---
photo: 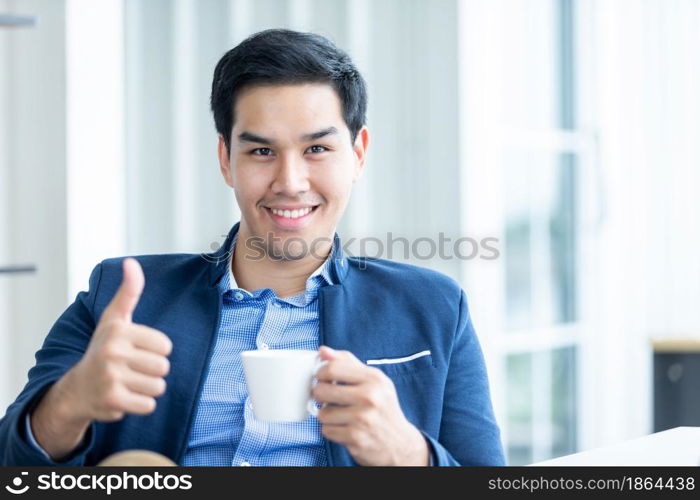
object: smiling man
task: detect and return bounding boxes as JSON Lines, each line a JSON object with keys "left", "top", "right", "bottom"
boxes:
{"left": 0, "top": 29, "right": 505, "bottom": 466}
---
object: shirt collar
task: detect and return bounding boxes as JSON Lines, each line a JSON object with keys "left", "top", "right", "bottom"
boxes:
{"left": 218, "top": 233, "right": 335, "bottom": 294}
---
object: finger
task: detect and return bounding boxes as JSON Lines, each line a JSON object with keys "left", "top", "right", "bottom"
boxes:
{"left": 315, "top": 358, "right": 370, "bottom": 385}
{"left": 103, "top": 258, "right": 145, "bottom": 323}
{"left": 312, "top": 381, "right": 361, "bottom": 406}
{"left": 118, "top": 390, "right": 157, "bottom": 416}
{"left": 123, "top": 370, "right": 167, "bottom": 398}
{"left": 126, "top": 348, "right": 170, "bottom": 377}
{"left": 316, "top": 404, "right": 358, "bottom": 425}
{"left": 320, "top": 423, "right": 352, "bottom": 445}
{"left": 319, "top": 346, "right": 360, "bottom": 363}
{"left": 125, "top": 324, "right": 173, "bottom": 356}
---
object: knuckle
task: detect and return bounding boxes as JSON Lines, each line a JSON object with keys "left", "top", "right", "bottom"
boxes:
{"left": 102, "top": 410, "right": 124, "bottom": 422}
{"left": 360, "top": 388, "right": 380, "bottom": 407}
{"left": 324, "top": 363, "right": 341, "bottom": 381}
{"left": 101, "top": 342, "right": 125, "bottom": 362}
{"left": 102, "top": 320, "right": 126, "bottom": 339}
{"left": 355, "top": 410, "right": 374, "bottom": 428}
{"left": 312, "top": 382, "right": 330, "bottom": 400}
{"left": 102, "top": 365, "right": 121, "bottom": 385}
{"left": 347, "top": 427, "right": 364, "bottom": 444}
{"left": 103, "top": 389, "right": 123, "bottom": 411}
{"left": 368, "top": 366, "right": 386, "bottom": 382}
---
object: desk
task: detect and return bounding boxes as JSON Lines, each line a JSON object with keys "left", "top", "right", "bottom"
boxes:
{"left": 532, "top": 427, "right": 700, "bottom": 466}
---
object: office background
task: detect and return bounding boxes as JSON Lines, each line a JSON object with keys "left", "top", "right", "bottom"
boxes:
{"left": 1, "top": 0, "right": 699, "bottom": 465}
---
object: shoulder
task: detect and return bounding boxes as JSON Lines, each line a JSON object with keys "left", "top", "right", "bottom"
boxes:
{"left": 91, "top": 253, "right": 212, "bottom": 310}
{"left": 343, "top": 257, "right": 464, "bottom": 305}
{"left": 99, "top": 252, "right": 209, "bottom": 282}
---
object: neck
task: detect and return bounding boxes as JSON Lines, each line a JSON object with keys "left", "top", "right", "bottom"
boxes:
{"left": 231, "top": 229, "right": 333, "bottom": 298}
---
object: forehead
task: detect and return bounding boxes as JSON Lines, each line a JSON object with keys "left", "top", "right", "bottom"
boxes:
{"left": 233, "top": 83, "right": 347, "bottom": 136}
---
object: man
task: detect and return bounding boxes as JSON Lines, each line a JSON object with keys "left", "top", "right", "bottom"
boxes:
{"left": 0, "top": 29, "right": 504, "bottom": 466}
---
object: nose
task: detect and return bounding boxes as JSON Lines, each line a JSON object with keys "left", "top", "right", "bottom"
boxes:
{"left": 270, "top": 152, "right": 310, "bottom": 196}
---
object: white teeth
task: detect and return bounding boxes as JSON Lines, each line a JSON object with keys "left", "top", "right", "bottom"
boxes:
{"left": 270, "top": 207, "right": 313, "bottom": 219}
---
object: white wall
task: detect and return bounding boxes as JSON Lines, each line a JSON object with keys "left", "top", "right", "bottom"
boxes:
{"left": 0, "top": 0, "right": 68, "bottom": 411}
{"left": 0, "top": 0, "right": 125, "bottom": 411}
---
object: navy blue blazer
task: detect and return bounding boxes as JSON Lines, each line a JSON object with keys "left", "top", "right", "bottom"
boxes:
{"left": 0, "top": 223, "right": 505, "bottom": 466}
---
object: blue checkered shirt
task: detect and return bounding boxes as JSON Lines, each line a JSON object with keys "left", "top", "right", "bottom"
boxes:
{"left": 181, "top": 235, "right": 332, "bottom": 466}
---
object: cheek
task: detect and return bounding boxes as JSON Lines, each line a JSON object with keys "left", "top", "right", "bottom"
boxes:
{"left": 232, "top": 166, "right": 270, "bottom": 201}
{"left": 313, "top": 161, "right": 356, "bottom": 201}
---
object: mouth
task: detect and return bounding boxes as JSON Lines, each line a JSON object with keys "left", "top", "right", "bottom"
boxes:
{"left": 263, "top": 204, "right": 320, "bottom": 229}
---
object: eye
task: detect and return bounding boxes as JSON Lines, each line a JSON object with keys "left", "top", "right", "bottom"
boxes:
{"left": 306, "top": 145, "right": 329, "bottom": 154}
{"left": 251, "top": 147, "right": 274, "bottom": 156}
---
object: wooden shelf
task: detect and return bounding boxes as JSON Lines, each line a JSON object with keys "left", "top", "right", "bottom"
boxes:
{"left": 652, "top": 338, "right": 700, "bottom": 353}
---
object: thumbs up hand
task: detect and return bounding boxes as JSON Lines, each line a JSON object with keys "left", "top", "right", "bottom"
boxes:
{"left": 66, "top": 258, "right": 173, "bottom": 422}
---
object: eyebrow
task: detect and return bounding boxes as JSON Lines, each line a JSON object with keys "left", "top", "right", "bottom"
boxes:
{"left": 301, "top": 126, "right": 338, "bottom": 142}
{"left": 237, "top": 126, "right": 339, "bottom": 146}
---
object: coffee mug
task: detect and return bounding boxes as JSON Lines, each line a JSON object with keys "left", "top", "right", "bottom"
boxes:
{"left": 241, "top": 349, "right": 323, "bottom": 422}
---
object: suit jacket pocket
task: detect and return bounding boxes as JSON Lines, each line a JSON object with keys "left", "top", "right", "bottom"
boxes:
{"left": 365, "top": 350, "right": 433, "bottom": 377}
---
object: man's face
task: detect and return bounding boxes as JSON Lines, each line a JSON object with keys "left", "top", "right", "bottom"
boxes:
{"left": 218, "top": 83, "right": 368, "bottom": 260}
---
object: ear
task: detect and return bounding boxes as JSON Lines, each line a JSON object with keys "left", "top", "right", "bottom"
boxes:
{"left": 352, "top": 126, "right": 369, "bottom": 182}
{"left": 218, "top": 135, "right": 234, "bottom": 188}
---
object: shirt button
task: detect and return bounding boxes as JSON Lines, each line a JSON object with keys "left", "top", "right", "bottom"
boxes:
{"left": 240, "top": 461, "right": 251, "bottom": 467}
{"left": 272, "top": 301, "right": 282, "bottom": 308}
{"left": 234, "top": 291, "right": 244, "bottom": 301}
{"left": 260, "top": 343, "right": 269, "bottom": 350}
{"left": 247, "top": 401, "right": 254, "bottom": 410}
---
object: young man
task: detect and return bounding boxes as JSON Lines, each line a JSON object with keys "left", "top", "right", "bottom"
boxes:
{"left": 0, "top": 29, "right": 505, "bottom": 466}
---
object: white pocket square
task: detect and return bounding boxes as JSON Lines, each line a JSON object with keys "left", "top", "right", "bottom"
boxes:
{"left": 366, "top": 350, "right": 431, "bottom": 366}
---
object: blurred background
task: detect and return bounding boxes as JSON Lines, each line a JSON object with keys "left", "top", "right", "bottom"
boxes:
{"left": 2, "top": 0, "right": 700, "bottom": 465}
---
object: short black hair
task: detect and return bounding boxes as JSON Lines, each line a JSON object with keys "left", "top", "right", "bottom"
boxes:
{"left": 211, "top": 29, "right": 368, "bottom": 152}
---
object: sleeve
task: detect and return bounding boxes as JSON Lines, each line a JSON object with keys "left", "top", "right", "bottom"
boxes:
{"left": 0, "top": 263, "right": 103, "bottom": 466}
{"left": 427, "top": 289, "right": 506, "bottom": 466}
{"left": 24, "top": 413, "right": 51, "bottom": 460}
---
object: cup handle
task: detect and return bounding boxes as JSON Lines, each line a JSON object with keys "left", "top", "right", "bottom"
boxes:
{"left": 313, "top": 358, "right": 328, "bottom": 377}
{"left": 307, "top": 399, "right": 319, "bottom": 417}
{"left": 308, "top": 357, "right": 327, "bottom": 417}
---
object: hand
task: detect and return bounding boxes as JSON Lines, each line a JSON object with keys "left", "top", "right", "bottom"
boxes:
{"left": 66, "top": 257, "right": 173, "bottom": 421}
{"left": 32, "top": 258, "right": 172, "bottom": 460}
{"left": 312, "top": 346, "right": 430, "bottom": 466}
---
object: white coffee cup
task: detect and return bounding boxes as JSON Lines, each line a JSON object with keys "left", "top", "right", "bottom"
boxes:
{"left": 241, "top": 349, "right": 322, "bottom": 422}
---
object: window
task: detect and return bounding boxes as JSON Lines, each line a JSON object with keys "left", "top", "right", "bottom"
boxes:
{"left": 459, "top": 0, "right": 595, "bottom": 464}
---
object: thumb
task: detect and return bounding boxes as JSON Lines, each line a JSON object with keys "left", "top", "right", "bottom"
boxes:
{"left": 318, "top": 345, "right": 339, "bottom": 361}
{"left": 104, "top": 258, "right": 145, "bottom": 322}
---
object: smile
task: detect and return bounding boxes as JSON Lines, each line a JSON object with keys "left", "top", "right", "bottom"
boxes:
{"left": 269, "top": 206, "right": 314, "bottom": 219}
{"left": 264, "top": 205, "right": 319, "bottom": 228}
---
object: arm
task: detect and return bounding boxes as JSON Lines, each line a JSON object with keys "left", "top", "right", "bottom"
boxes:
{"left": 0, "top": 259, "right": 172, "bottom": 466}
{"left": 0, "top": 264, "right": 103, "bottom": 466}
{"left": 429, "top": 290, "right": 506, "bottom": 466}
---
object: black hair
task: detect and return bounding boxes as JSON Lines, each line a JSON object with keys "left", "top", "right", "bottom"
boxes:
{"left": 211, "top": 29, "right": 368, "bottom": 152}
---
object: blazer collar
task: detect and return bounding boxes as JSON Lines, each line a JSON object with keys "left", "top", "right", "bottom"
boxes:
{"left": 206, "top": 222, "right": 349, "bottom": 287}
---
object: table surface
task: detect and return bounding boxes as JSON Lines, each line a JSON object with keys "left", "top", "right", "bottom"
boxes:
{"left": 532, "top": 427, "right": 700, "bottom": 466}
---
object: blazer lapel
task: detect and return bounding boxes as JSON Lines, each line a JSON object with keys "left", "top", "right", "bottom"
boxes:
{"left": 164, "top": 224, "right": 238, "bottom": 462}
